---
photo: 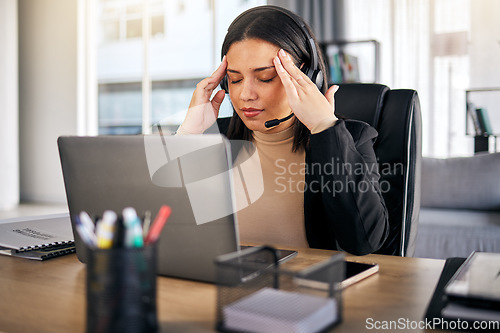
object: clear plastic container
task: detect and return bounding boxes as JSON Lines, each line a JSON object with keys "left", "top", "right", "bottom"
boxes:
{"left": 215, "top": 246, "right": 344, "bottom": 333}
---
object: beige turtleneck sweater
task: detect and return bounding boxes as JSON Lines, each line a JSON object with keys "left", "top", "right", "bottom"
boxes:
{"left": 233, "top": 125, "right": 308, "bottom": 248}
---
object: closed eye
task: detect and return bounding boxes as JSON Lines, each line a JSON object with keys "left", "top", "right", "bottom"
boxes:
{"left": 260, "top": 75, "right": 277, "bottom": 83}
{"left": 229, "top": 74, "right": 276, "bottom": 84}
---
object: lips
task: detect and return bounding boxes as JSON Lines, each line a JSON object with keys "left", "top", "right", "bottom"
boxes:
{"left": 241, "top": 107, "right": 263, "bottom": 118}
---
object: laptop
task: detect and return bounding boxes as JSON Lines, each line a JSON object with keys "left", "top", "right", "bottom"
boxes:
{"left": 58, "top": 134, "right": 296, "bottom": 283}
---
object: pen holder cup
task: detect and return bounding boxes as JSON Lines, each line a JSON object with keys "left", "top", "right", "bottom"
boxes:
{"left": 86, "top": 244, "right": 158, "bottom": 333}
{"left": 215, "top": 246, "right": 344, "bottom": 333}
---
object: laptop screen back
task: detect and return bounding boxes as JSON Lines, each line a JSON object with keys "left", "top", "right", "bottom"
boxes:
{"left": 58, "top": 134, "right": 240, "bottom": 283}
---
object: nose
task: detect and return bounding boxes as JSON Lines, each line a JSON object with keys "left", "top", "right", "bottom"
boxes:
{"left": 239, "top": 80, "right": 258, "bottom": 101}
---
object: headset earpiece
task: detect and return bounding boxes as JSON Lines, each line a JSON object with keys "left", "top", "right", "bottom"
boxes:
{"left": 311, "top": 69, "right": 324, "bottom": 91}
{"left": 301, "top": 65, "right": 325, "bottom": 92}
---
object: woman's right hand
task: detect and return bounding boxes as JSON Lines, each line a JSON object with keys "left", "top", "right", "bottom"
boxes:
{"left": 180, "top": 56, "right": 228, "bottom": 134}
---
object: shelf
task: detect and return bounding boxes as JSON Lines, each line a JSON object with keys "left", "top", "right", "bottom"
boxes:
{"left": 465, "top": 88, "right": 500, "bottom": 153}
{"left": 320, "top": 40, "right": 380, "bottom": 84}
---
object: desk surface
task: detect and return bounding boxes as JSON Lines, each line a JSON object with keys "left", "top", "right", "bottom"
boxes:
{"left": 0, "top": 247, "right": 445, "bottom": 333}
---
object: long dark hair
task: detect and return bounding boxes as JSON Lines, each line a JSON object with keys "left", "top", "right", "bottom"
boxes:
{"left": 221, "top": 5, "right": 328, "bottom": 152}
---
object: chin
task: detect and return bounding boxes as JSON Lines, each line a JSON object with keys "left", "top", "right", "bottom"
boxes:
{"left": 240, "top": 118, "right": 264, "bottom": 132}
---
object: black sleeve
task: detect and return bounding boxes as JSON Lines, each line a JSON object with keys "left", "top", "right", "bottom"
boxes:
{"left": 304, "top": 119, "right": 389, "bottom": 255}
{"left": 214, "top": 117, "right": 231, "bottom": 136}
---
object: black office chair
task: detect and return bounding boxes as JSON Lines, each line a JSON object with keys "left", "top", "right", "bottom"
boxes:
{"left": 335, "top": 83, "right": 422, "bottom": 257}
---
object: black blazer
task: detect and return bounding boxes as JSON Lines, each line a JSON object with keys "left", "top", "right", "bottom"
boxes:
{"left": 215, "top": 117, "right": 389, "bottom": 255}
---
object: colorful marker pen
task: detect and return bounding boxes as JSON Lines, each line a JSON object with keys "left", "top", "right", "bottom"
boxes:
{"left": 145, "top": 205, "right": 172, "bottom": 245}
{"left": 75, "top": 215, "right": 97, "bottom": 248}
{"left": 123, "top": 207, "right": 144, "bottom": 248}
{"left": 79, "top": 211, "right": 95, "bottom": 234}
{"left": 96, "top": 210, "right": 117, "bottom": 249}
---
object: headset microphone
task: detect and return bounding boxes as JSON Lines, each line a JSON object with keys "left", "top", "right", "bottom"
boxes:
{"left": 264, "top": 113, "right": 295, "bottom": 128}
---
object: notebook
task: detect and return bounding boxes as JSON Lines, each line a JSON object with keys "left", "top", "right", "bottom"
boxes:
{"left": 58, "top": 134, "right": 296, "bottom": 283}
{"left": 0, "top": 213, "right": 75, "bottom": 260}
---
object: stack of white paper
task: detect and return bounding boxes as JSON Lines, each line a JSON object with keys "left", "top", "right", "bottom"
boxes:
{"left": 223, "top": 287, "right": 337, "bottom": 333}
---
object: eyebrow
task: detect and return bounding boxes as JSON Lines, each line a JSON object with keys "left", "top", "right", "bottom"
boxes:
{"left": 227, "top": 66, "right": 275, "bottom": 74}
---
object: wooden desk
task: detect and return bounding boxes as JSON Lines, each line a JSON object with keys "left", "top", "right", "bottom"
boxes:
{"left": 0, "top": 248, "right": 445, "bottom": 333}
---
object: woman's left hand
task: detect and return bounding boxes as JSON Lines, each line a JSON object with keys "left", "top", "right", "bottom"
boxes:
{"left": 273, "top": 49, "right": 339, "bottom": 130}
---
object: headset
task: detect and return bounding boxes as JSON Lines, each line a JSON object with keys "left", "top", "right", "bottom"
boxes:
{"left": 220, "top": 5, "right": 325, "bottom": 101}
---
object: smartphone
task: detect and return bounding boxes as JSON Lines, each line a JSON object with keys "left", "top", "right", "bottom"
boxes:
{"left": 342, "top": 261, "right": 379, "bottom": 288}
{"left": 295, "top": 260, "right": 379, "bottom": 290}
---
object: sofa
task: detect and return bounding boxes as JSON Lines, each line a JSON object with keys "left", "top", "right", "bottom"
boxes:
{"left": 414, "top": 152, "right": 500, "bottom": 259}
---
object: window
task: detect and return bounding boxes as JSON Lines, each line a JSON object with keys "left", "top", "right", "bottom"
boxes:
{"left": 84, "top": 0, "right": 266, "bottom": 136}
{"left": 98, "top": 0, "right": 165, "bottom": 43}
{"left": 344, "top": 0, "right": 472, "bottom": 157}
{"left": 98, "top": 83, "right": 142, "bottom": 135}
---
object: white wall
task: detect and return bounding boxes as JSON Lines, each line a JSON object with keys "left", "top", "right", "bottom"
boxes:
{"left": 0, "top": 0, "right": 19, "bottom": 210}
{"left": 19, "top": 0, "right": 78, "bottom": 203}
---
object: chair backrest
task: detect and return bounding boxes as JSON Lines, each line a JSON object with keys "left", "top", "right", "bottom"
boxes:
{"left": 335, "top": 83, "right": 422, "bottom": 256}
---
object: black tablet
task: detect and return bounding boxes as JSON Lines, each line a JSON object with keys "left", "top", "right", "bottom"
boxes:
{"left": 444, "top": 251, "right": 500, "bottom": 309}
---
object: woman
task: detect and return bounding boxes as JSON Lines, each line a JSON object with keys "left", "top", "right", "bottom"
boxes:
{"left": 178, "top": 5, "right": 388, "bottom": 255}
